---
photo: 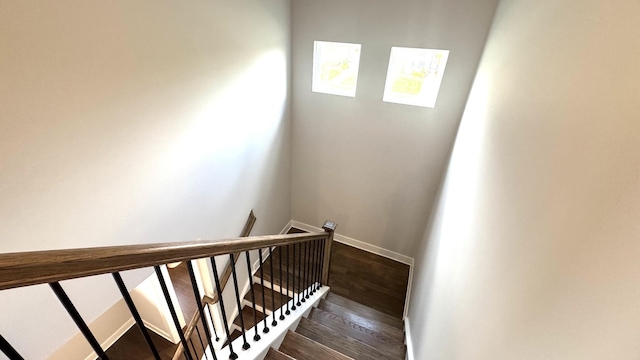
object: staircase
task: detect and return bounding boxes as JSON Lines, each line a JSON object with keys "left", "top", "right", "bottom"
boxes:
{"left": 231, "top": 246, "right": 407, "bottom": 360}
{"left": 0, "top": 216, "right": 410, "bottom": 360}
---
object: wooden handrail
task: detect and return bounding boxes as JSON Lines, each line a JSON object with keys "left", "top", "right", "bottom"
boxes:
{"left": 0, "top": 232, "right": 330, "bottom": 291}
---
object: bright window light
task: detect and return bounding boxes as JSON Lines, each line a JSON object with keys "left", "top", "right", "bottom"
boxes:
{"left": 312, "top": 41, "right": 362, "bottom": 97}
{"left": 383, "top": 47, "right": 450, "bottom": 108}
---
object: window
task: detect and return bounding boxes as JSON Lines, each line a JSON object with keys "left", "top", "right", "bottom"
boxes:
{"left": 312, "top": 41, "right": 362, "bottom": 97}
{"left": 383, "top": 47, "right": 450, "bottom": 108}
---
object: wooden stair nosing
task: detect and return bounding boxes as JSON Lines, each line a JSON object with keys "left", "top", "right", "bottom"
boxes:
{"left": 279, "top": 330, "right": 353, "bottom": 360}
{"left": 318, "top": 299, "right": 404, "bottom": 341}
{"left": 325, "top": 293, "right": 404, "bottom": 330}
{"left": 296, "top": 316, "right": 396, "bottom": 360}
{"left": 265, "top": 347, "right": 296, "bottom": 360}
{"left": 308, "top": 307, "right": 405, "bottom": 359}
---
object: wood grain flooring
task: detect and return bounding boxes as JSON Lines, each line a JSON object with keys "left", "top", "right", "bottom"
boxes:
{"left": 284, "top": 227, "right": 410, "bottom": 319}
{"left": 264, "top": 347, "right": 296, "bottom": 360}
{"left": 244, "top": 282, "right": 291, "bottom": 312}
{"left": 317, "top": 299, "right": 404, "bottom": 341}
{"left": 308, "top": 307, "right": 405, "bottom": 359}
{"left": 327, "top": 242, "right": 409, "bottom": 319}
{"left": 232, "top": 305, "right": 265, "bottom": 330}
{"left": 323, "top": 293, "right": 404, "bottom": 330}
{"left": 279, "top": 330, "right": 352, "bottom": 360}
{"left": 167, "top": 262, "right": 197, "bottom": 326}
{"left": 105, "top": 324, "right": 176, "bottom": 360}
{"left": 296, "top": 317, "right": 392, "bottom": 360}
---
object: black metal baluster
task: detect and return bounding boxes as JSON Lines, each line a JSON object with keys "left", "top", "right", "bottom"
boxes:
{"left": 204, "top": 304, "right": 220, "bottom": 341}
{"left": 268, "top": 247, "right": 277, "bottom": 326}
{"left": 153, "top": 267, "right": 194, "bottom": 360}
{"left": 307, "top": 240, "right": 313, "bottom": 298}
{"left": 229, "top": 254, "right": 250, "bottom": 350}
{"left": 285, "top": 244, "right": 291, "bottom": 315}
{"left": 112, "top": 272, "right": 161, "bottom": 360}
{"left": 308, "top": 241, "right": 314, "bottom": 295}
{"left": 316, "top": 240, "right": 322, "bottom": 292}
{"left": 209, "top": 257, "right": 238, "bottom": 360}
{"left": 316, "top": 239, "right": 323, "bottom": 289}
{"left": 310, "top": 240, "right": 317, "bottom": 294}
{"left": 189, "top": 339, "right": 198, "bottom": 359}
{"left": 291, "top": 243, "right": 297, "bottom": 311}
{"left": 49, "top": 282, "right": 110, "bottom": 360}
{"left": 257, "top": 249, "right": 269, "bottom": 334}
{"left": 319, "top": 238, "right": 326, "bottom": 288}
{"left": 244, "top": 251, "right": 261, "bottom": 342}
{"left": 186, "top": 261, "right": 216, "bottom": 360}
{"left": 302, "top": 241, "right": 308, "bottom": 302}
{"left": 195, "top": 326, "right": 208, "bottom": 360}
{"left": 278, "top": 247, "right": 285, "bottom": 320}
{"left": 296, "top": 242, "right": 302, "bottom": 307}
{"left": 0, "top": 334, "right": 24, "bottom": 360}
{"left": 316, "top": 240, "right": 322, "bottom": 291}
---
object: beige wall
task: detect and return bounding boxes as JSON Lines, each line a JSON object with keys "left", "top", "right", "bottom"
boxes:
{"left": 290, "top": 0, "right": 499, "bottom": 256}
{"left": 0, "top": 0, "right": 292, "bottom": 358}
{"left": 408, "top": 0, "right": 640, "bottom": 358}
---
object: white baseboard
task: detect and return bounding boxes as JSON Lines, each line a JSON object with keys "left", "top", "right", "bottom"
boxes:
{"left": 404, "top": 317, "right": 414, "bottom": 360}
{"left": 143, "top": 319, "right": 175, "bottom": 344}
{"left": 281, "top": 220, "right": 295, "bottom": 234}
{"left": 49, "top": 297, "right": 136, "bottom": 360}
{"left": 289, "top": 221, "right": 414, "bottom": 265}
{"left": 82, "top": 318, "right": 135, "bottom": 360}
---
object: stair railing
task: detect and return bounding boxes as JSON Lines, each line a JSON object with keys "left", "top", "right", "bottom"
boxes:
{"left": 0, "top": 221, "right": 336, "bottom": 360}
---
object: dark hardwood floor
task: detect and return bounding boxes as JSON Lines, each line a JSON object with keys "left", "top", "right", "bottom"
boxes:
{"left": 283, "top": 226, "right": 410, "bottom": 319}
{"left": 105, "top": 324, "right": 176, "bottom": 360}
{"left": 167, "top": 262, "right": 198, "bottom": 325}
{"left": 327, "top": 241, "right": 409, "bottom": 319}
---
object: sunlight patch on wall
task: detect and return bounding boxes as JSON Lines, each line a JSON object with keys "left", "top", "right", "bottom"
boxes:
{"left": 312, "top": 41, "right": 362, "bottom": 97}
{"left": 383, "top": 47, "right": 449, "bottom": 108}
{"left": 165, "top": 49, "right": 288, "bottom": 173}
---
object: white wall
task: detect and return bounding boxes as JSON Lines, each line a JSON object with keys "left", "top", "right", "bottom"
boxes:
{"left": 290, "top": 0, "right": 499, "bottom": 256}
{"left": 0, "top": 0, "right": 292, "bottom": 358}
{"left": 408, "top": 0, "right": 640, "bottom": 358}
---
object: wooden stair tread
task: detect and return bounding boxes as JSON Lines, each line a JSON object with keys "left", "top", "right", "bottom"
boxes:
{"left": 222, "top": 329, "right": 242, "bottom": 347}
{"left": 244, "top": 282, "right": 291, "bottom": 312}
{"left": 260, "top": 269, "right": 306, "bottom": 293}
{"left": 318, "top": 299, "right": 404, "bottom": 341}
{"left": 296, "top": 317, "right": 394, "bottom": 360}
{"left": 265, "top": 348, "right": 296, "bottom": 360}
{"left": 308, "top": 307, "right": 405, "bottom": 359}
{"left": 325, "top": 293, "right": 404, "bottom": 330}
{"left": 232, "top": 306, "right": 265, "bottom": 330}
{"left": 279, "top": 330, "right": 353, "bottom": 360}
{"left": 263, "top": 252, "right": 318, "bottom": 282}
